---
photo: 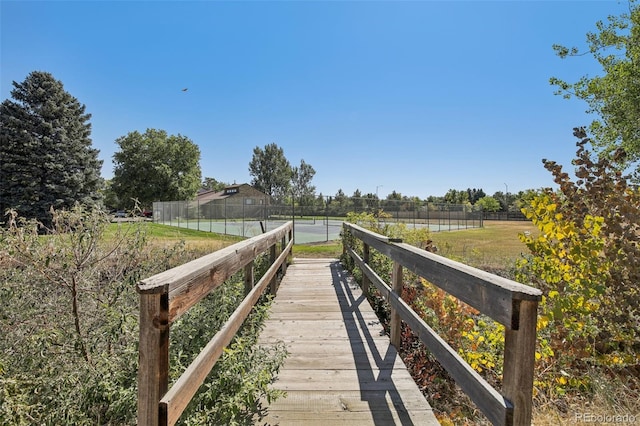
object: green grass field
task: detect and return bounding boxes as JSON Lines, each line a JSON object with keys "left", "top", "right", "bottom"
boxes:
{"left": 429, "top": 220, "right": 537, "bottom": 270}
{"left": 291, "top": 220, "right": 538, "bottom": 267}
{"left": 107, "top": 222, "right": 243, "bottom": 253}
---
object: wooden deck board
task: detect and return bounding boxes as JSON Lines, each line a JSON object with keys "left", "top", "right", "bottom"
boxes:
{"left": 257, "top": 258, "right": 439, "bottom": 425}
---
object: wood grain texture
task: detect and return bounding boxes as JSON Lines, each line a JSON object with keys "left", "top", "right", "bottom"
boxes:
{"left": 159, "top": 241, "right": 291, "bottom": 425}
{"left": 137, "top": 293, "right": 169, "bottom": 426}
{"left": 503, "top": 300, "right": 539, "bottom": 426}
{"left": 258, "top": 258, "right": 439, "bottom": 425}
{"left": 344, "top": 222, "right": 542, "bottom": 329}
{"left": 344, "top": 222, "right": 541, "bottom": 426}
{"left": 347, "top": 246, "right": 512, "bottom": 425}
{"left": 137, "top": 223, "right": 293, "bottom": 426}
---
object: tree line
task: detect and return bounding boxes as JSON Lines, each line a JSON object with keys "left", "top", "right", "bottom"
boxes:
{"left": 0, "top": 72, "right": 317, "bottom": 224}
{"left": 0, "top": 72, "right": 518, "bottom": 225}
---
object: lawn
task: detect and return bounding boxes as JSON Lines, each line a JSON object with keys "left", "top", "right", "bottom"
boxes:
{"left": 107, "top": 222, "right": 243, "bottom": 253}
{"left": 291, "top": 220, "right": 538, "bottom": 265}
{"left": 293, "top": 240, "right": 343, "bottom": 258}
{"left": 428, "top": 220, "right": 537, "bottom": 271}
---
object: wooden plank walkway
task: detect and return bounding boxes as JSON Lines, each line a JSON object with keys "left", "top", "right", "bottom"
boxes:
{"left": 257, "top": 258, "right": 440, "bottom": 425}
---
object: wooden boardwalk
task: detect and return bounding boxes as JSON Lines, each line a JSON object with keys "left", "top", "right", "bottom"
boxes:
{"left": 257, "top": 258, "right": 440, "bottom": 425}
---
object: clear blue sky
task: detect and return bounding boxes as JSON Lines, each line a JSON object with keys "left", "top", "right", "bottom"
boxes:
{"left": 1, "top": 1, "right": 627, "bottom": 200}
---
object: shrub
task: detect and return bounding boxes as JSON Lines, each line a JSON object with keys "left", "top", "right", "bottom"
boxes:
{"left": 0, "top": 206, "right": 178, "bottom": 424}
{"left": 516, "top": 129, "right": 640, "bottom": 396}
{"left": 0, "top": 206, "right": 286, "bottom": 425}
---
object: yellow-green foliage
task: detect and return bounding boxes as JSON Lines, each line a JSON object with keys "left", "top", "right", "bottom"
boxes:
{"left": 516, "top": 130, "right": 640, "bottom": 396}
{"left": 518, "top": 195, "right": 610, "bottom": 357}
{"left": 517, "top": 196, "right": 609, "bottom": 394}
{"left": 459, "top": 318, "right": 503, "bottom": 376}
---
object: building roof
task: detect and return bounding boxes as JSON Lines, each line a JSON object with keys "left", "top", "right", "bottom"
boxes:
{"left": 196, "top": 183, "right": 267, "bottom": 203}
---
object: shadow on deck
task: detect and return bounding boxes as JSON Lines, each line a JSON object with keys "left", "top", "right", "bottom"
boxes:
{"left": 257, "top": 258, "right": 439, "bottom": 426}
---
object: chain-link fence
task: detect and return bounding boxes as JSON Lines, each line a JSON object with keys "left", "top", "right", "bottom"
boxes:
{"left": 152, "top": 197, "right": 483, "bottom": 244}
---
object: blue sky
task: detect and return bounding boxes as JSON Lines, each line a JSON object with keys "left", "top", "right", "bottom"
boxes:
{"left": 1, "top": 1, "right": 627, "bottom": 200}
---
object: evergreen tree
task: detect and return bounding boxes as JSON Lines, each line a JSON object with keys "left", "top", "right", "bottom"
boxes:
{"left": 0, "top": 71, "right": 102, "bottom": 225}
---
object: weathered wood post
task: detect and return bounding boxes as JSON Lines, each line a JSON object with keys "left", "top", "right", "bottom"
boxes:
{"left": 136, "top": 222, "right": 293, "bottom": 426}
{"left": 390, "top": 260, "right": 403, "bottom": 348}
{"left": 269, "top": 244, "right": 278, "bottom": 295}
{"left": 503, "top": 299, "right": 539, "bottom": 426}
{"left": 282, "top": 231, "right": 290, "bottom": 275}
{"left": 362, "top": 243, "right": 371, "bottom": 295}
{"left": 244, "top": 261, "right": 254, "bottom": 296}
{"left": 137, "top": 291, "right": 169, "bottom": 426}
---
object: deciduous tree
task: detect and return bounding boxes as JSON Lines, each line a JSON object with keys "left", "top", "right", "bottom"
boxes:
{"left": 517, "top": 128, "right": 639, "bottom": 386}
{"left": 443, "top": 189, "right": 469, "bottom": 205}
{"left": 111, "top": 129, "right": 201, "bottom": 208}
{"left": 551, "top": 0, "right": 640, "bottom": 175}
{"left": 291, "top": 159, "right": 316, "bottom": 206}
{"left": 475, "top": 196, "right": 501, "bottom": 212}
{"left": 202, "top": 177, "right": 227, "bottom": 192}
{"left": 248, "top": 143, "right": 291, "bottom": 201}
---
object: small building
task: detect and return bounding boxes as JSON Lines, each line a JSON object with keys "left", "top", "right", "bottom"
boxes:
{"left": 197, "top": 183, "right": 269, "bottom": 205}
{"left": 196, "top": 183, "right": 270, "bottom": 220}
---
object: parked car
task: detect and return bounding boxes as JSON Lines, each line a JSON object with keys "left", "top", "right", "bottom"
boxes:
{"left": 114, "top": 210, "right": 126, "bottom": 218}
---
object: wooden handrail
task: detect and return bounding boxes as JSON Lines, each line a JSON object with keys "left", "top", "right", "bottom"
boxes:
{"left": 343, "top": 222, "right": 542, "bottom": 426}
{"left": 136, "top": 222, "right": 293, "bottom": 426}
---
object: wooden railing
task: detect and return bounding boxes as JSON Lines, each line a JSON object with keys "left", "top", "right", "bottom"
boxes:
{"left": 136, "top": 222, "right": 293, "bottom": 426}
{"left": 342, "top": 222, "right": 542, "bottom": 426}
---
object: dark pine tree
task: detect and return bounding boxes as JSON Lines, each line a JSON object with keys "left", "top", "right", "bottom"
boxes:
{"left": 0, "top": 71, "right": 103, "bottom": 226}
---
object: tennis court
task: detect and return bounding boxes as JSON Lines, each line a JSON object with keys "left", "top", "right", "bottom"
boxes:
{"left": 155, "top": 217, "right": 481, "bottom": 244}
{"left": 153, "top": 198, "right": 483, "bottom": 243}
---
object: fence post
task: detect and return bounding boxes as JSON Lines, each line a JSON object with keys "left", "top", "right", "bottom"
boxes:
{"left": 291, "top": 198, "right": 296, "bottom": 244}
{"left": 269, "top": 244, "right": 278, "bottom": 295}
{"left": 325, "top": 199, "right": 329, "bottom": 242}
{"left": 244, "top": 261, "right": 254, "bottom": 296}
{"left": 362, "top": 243, "right": 371, "bottom": 295}
{"left": 281, "top": 232, "right": 289, "bottom": 276}
{"left": 390, "top": 261, "right": 403, "bottom": 348}
{"left": 503, "top": 299, "right": 539, "bottom": 426}
{"left": 137, "top": 292, "right": 169, "bottom": 426}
